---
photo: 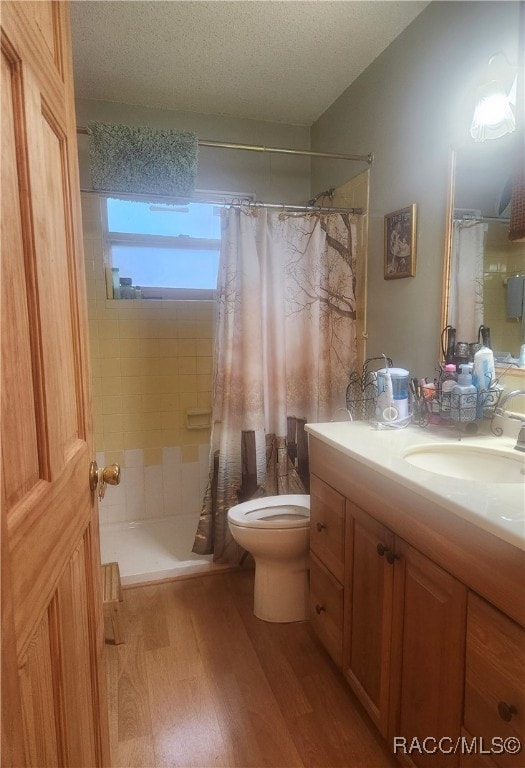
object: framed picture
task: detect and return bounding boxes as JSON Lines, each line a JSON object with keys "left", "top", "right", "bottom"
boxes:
{"left": 384, "top": 204, "right": 417, "bottom": 279}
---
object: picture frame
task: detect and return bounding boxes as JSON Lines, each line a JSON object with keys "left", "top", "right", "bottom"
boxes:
{"left": 384, "top": 204, "right": 417, "bottom": 279}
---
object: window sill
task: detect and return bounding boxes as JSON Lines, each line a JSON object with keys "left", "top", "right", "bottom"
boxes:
{"left": 109, "top": 287, "right": 216, "bottom": 301}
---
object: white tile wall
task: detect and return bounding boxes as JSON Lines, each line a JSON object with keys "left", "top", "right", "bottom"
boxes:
{"left": 98, "top": 444, "right": 210, "bottom": 524}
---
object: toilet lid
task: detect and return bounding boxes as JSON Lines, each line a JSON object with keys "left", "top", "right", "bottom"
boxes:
{"left": 227, "top": 494, "right": 310, "bottom": 529}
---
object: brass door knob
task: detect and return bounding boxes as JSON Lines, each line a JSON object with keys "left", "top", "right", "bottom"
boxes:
{"left": 89, "top": 460, "right": 99, "bottom": 492}
{"left": 89, "top": 460, "right": 121, "bottom": 501}
{"left": 100, "top": 464, "right": 121, "bottom": 486}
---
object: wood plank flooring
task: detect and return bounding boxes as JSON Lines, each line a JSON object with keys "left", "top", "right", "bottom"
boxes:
{"left": 105, "top": 569, "right": 397, "bottom": 768}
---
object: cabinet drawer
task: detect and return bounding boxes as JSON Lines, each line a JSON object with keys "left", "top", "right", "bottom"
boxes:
{"left": 310, "top": 474, "right": 345, "bottom": 582}
{"left": 464, "top": 593, "right": 525, "bottom": 768}
{"left": 309, "top": 553, "right": 344, "bottom": 667}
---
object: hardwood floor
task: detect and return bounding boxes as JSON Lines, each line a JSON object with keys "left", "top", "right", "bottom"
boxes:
{"left": 105, "top": 569, "right": 397, "bottom": 768}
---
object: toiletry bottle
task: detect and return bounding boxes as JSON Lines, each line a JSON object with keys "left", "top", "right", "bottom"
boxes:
{"left": 439, "top": 364, "right": 457, "bottom": 419}
{"left": 119, "top": 277, "right": 133, "bottom": 299}
{"left": 478, "top": 325, "right": 492, "bottom": 349}
{"left": 451, "top": 364, "right": 477, "bottom": 422}
{"left": 473, "top": 345, "right": 495, "bottom": 418}
{"left": 112, "top": 267, "right": 120, "bottom": 299}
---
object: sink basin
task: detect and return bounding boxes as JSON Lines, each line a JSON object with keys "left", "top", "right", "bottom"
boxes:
{"left": 402, "top": 443, "right": 525, "bottom": 484}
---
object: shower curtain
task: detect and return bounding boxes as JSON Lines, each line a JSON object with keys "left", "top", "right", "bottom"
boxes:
{"left": 448, "top": 220, "right": 485, "bottom": 341}
{"left": 193, "top": 207, "right": 358, "bottom": 563}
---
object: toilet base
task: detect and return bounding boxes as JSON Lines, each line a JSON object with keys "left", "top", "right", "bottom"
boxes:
{"left": 253, "top": 557, "right": 309, "bottom": 623}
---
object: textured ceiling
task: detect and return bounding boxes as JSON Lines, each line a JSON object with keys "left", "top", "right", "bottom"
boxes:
{"left": 70, "top": 1, "right": 429, "bottom": 126}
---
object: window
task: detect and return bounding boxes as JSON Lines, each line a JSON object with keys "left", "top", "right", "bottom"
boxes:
{"left": 104, "top": 197, "right": 221, "bottom": 299}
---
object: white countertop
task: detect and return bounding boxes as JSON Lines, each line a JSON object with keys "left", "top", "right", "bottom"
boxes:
{"left": 305, "top": 421, "right": 525, "bottom": 551}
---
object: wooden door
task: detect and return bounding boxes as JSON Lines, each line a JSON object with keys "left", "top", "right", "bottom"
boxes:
{"left": 389, "top": 538, "right": 467, "bottom": 768}
{"left": 344, "top": 500, "right": 395, "bottom": 738}
{"left": 1, "top": 2, "right": 110, "bottom": 766}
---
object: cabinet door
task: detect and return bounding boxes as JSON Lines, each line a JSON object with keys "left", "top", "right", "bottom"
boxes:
{"left": 464, "top": 593, "right": 525, "bottom": 768}
{"left": 344, "top": 501, "right": 395, "bottom": 738}
{"left": 310, "top": 474, "right": 345, "bottom": 582}
{"left": 390, "top": 538, "right": 467, "bottom": 768}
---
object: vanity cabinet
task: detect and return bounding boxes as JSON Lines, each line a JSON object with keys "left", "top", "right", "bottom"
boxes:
{"left": 307, "top": 430, "right": 525, "bottom": 768}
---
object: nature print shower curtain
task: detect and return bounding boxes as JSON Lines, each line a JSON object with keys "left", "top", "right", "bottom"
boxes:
{"left": 448, "top": 220, "right": 485, "bottom": 341}
{"left": 193, "top": 207, "right": 358, "bottom": 563}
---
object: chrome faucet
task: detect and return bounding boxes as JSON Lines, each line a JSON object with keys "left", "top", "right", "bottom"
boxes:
{"left": 495, "top": 390, "right": 525, "bottom": 452}
{"left": 516, "top": 424, "right": 525, "bottom": 453}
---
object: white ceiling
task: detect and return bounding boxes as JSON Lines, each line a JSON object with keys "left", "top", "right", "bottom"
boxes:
{"left": 70, "top": 1, "right": 429, "bottom": 126}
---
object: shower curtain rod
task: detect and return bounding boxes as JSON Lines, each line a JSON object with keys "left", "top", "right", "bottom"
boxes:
{"left": 76, "top": 125, "right": 373, "bottom": 164}
{"left": 78, "top": 187, "right": 363, "bottom": 214}
{"left": 454, "top": 216, "right": 511, "bottom": 224}
{"left": 229, "top": 201, "right": 363, "bottom": 214}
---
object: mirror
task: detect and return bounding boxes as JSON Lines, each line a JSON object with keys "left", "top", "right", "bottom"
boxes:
{"left": 443, "top": 132, "right": 525, "bottom": 362}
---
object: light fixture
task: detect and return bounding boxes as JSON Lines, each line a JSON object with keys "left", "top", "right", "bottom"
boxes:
{"left": 470, "top": 53, "right": 517, "bottom": 142}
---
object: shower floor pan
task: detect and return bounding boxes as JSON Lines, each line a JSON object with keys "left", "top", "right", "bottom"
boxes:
{"left": 99, "top": 514, "right": 229, "bottom": 586}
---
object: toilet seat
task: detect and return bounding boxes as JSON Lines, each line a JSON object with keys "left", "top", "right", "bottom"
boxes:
{"left": 227, "top": 494, "right": 310, "bottom": 529}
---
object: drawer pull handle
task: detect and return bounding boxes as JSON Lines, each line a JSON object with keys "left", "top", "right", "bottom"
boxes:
{"left": 377, "top": 543, "right": 399, "bottom": 564}
{"left": 498, "top": 701, "right": 517, "bottom": 722}
{"left": 386, "top": 550, "right": 400, "bottom": 565}
{"left": 315, "top": 603, "right": 326, "bottom": 615}
{"left": 316, "top": 522, "right": 327, "bottom": 533}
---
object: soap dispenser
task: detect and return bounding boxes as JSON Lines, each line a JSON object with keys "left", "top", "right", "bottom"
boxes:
{"left": 450, "top": 364, "right": 477, "bottom": 422}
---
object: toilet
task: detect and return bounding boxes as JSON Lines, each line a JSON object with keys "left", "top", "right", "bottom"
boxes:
{"left": 227, "top": 494, "right": 310, "bottom": 623}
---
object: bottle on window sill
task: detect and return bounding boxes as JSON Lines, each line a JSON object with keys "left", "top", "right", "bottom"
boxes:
{"left": 119, "top": 277, "right": 134, "bottom": 299}
{"left": 112, "top": 267, "right": 120, "bottom": 299}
